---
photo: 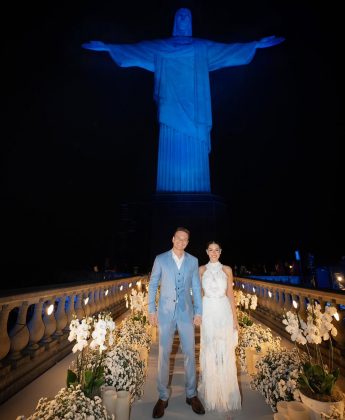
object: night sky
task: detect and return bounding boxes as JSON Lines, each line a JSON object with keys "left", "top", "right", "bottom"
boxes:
{"left": 3, "top": 1, "right": 343, "bottom": 286}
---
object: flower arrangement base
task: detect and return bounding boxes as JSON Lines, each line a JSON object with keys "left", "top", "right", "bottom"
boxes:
{"left": 101, "top": 386, "right": 117, "bottom": 418}
{"left": 273, "top": 413, "right": 289, "bottom": 420}
{"left": 245, "top": 347, "right": 256, "bottom": 375}
{"left": 276, "top": 400, "right": 289, "bottom": 416}
{"left": 115, "top": 390, "right": 130, "bottom": 420}
{"left": 300, "top": 390, "right": 344, "bottom": 419}
{"left": 286, "top": 401, "right": 310, "bottom": 420}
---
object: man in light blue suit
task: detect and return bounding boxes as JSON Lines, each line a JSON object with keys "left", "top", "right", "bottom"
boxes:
{"left": 148, "top": 227, "right": 205, "bottom": 418}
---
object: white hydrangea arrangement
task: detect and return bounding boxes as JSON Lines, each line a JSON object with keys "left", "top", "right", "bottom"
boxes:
{"left": 104, "top": 344, "right": 146, "bottom": 403}
{"left": 250, "top": 347, "right": 307, "bottom": 412}
{"left": 16, "top": 385, "right": 111, "bottom": 420}
{"left": 236, "top": 323, "right": 281, "bottom": 371}
{"left": 117, "top": 316, "right": 152, "bottom": 350}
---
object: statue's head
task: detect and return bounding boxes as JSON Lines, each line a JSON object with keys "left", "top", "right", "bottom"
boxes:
{"left": 173, "top": 8, "right": 192, "bottom": 37}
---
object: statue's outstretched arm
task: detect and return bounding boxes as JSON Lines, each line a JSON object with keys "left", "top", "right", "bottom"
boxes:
{"left": 256, "top": 35, "right": 285, "bottom": 49}
{"left": 82, "top": 41, "right": 109, "bottom": 51}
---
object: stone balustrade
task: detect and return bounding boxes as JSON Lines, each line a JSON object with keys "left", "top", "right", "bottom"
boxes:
{"left": 0, "top": 275, "right": 148, "bottom": 404}
{"left": 234, "top": 276, "right": 345, "bottom": 375}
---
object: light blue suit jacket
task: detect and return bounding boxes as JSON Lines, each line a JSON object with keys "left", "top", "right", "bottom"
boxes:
{"left": 148, "top": 250, "right": 202, "bottom": 323}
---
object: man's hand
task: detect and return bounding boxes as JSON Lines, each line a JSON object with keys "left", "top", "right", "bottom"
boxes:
{"left": 193, "top": 314, "right": 202, "bottom": 326}
{"left": 149, "top": 312, "right": 158, "bottom": 327}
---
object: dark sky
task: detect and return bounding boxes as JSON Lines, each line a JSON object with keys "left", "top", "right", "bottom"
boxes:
{"left": 3, "top": 0, "right": 343, "bottom": 283}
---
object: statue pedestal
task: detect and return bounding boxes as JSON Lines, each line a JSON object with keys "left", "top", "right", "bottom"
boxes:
{"left": 150, "top": 193, "right": 228, "bottom": 261}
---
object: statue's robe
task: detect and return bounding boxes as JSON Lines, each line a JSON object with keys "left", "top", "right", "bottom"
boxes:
{"left": 107, "top": 38, "right": 257, "bottom": 192}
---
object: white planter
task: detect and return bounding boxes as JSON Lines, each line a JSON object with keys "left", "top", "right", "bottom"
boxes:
{"left": 276, "top": 400, "right": 289, "bottom": 416}
{"left": 300, "top": 391, "right": 344, "bottom": 419}
{"left": 115, "top": 390, "right": 130, "bottom": 420}
{"left": 273, "top": 413, "right": 289, "bottom": 420}
{"left": 245, "top": 347, "right": 256, "bottom": 375}
{"left": 101, "top": 386, "right": 117, "bottom": 418}
{"left": 286, "top": 401, "right": 310, "bottom": 420}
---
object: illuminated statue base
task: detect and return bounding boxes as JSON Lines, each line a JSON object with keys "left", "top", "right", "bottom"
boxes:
{"left": 150, "top": 193, "right": 228, "bottom": 261}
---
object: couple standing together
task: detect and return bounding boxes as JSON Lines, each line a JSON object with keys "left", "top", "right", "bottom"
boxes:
{"left": 148, "top": 227, "right": 240, "bottom": 418}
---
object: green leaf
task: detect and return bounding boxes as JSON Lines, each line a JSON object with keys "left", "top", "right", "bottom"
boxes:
{"left": 84, "top": 370, "right": 93, "bottom": 388}
{"left": 67, "top": 369, "right": 78, "bottom": 388}
{"left": 298, "top": 374, "right": 315, "bottom": 394}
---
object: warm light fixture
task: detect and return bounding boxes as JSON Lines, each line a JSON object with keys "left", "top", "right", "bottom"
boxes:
{"left": 242, "top": 284, "right": 245, "bottom": 289}
{"left": 292, "top": 300, "right": 298, "bottom": 309}
{"left": 84, "top": 297, "right": 89, "bottom": 305}
{"left": 120, "top": 285, "right": 123, "bottom": 291}
{"left": 337, "top": 275, "right": 343, "bottom": 282}
{"left": 268, "top": 291, "right": 272, "bottom": 298}
{"left": 129, "top": 283, "right": 132, "bottom": 288}
{"left": 47, "top": 304, "right": 54, "bottom": 315}
{"left": 334, "top": 312, "right": 340, "bottom": 321}
{"left": 105, "top": 289, "right": 109, "bottom": 296}
{"left": 252, "top": 287, "right": 256, "bottom": 293}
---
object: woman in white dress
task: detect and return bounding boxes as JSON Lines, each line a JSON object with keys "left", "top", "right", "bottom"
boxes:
{"left": 198, "top": 241, "right": 241, "bottom": 413}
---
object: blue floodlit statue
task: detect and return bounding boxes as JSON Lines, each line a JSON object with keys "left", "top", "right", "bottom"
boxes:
{"left": 82, "top": 8, "right": 284, "bottom": 193}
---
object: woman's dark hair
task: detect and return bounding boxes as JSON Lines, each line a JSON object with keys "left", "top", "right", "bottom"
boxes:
{"left": 206, "top": 240, "right": 222, "bottom": 249}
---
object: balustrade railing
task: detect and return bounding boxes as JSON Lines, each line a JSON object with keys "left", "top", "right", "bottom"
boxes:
{"left": 234, "top": 276, "right": 345, "bottom": 375}
{"left": 0, "top": 275, "right": 148, "bottom": 404}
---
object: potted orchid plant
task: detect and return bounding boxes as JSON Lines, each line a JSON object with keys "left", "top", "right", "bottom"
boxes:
{"left": 67, "top": 312, "right": 116, "bottom": 398}
{"left": 282, "top": 301, "right": 344, "bottom": 416}
{"left": 234, "top": 290, "right": 258, "bottom": 326}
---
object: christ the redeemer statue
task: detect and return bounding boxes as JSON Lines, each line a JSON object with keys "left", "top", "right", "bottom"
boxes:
{"left": 82, "top": 8, "right": 284, "bottom": 193}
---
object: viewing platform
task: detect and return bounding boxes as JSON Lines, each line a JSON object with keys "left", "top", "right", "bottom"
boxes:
{"left": 0, "top": 276, "right": 344, "bottom": 419}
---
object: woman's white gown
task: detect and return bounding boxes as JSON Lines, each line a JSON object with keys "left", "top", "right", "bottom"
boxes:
{"left": 198, "top": 261, "right": 241, "bottom": 412}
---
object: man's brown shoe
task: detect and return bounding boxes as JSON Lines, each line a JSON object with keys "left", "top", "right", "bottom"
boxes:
{"left": 152, "top": 398, "right": 168, "bottom": 418}
{"left": 186, "top": 396, "right": 205, "bottom": 415}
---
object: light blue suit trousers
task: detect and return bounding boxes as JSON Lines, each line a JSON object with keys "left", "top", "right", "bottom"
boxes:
{"left": 148, "top": 250, "right": 202, "bottom": 400}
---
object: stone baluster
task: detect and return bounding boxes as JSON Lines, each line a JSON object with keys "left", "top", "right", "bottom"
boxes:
{"left": 88, "top": 289, "right": 96, "bottom": 316}
{"left": 332, "top": 304, "right": 345, "bottom": 351}
{"left": 266, "top": 288, "right": 274, "bottom": 313}
{"left": 27, "top": 300, "right": 45, "bottom": 350}
{"left": 41, "top": 300, "right": 57, "bottom": 343}
{"left": 259, "top": 287, "right": 268, "bottom": 312}
{"left": 0, "top": 305, "right": 11, "bottom": 364}
{"left": 83, "top": 293, "right": 91, "bottom": 317}
{"left": 283, "top": 291, "right": 293, "bottom": 312}
{"left": 115, "top": 284, "right": 122, "bottom": 304}
{"left": 65, "top": 294, "right": 76, "bottom": 328}
{"left": 9, "top": 302, "right": 30, "bottom": 360}
{"left": 276, "top": 290, "right": 285, "bottom": 318}
{"left": 94, "top": 288, "right": 101, "bottom": 313}
{"left": 75, "top": 294, "right": 84, "bottom": 320}
{"left": 54, "top": 296, "right": 67, "bottom": 336}
{"left": 299, "top": 293, "right": 309, "bottom": 318}
{"left": 109, "top": 285, "right": 116, "bottom": 306}
{"left": 99, "top": 289, "right": 105, "bottom": 311}
{"left": 270, "top": 289, "right": 280, "bottom": 317}
{"left": 104, "top": 287, "right": 110, "bottom": 309}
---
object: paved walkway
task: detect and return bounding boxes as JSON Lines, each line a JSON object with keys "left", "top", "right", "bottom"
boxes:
{"left": 131, "top": 325, "right": 275, "bottom": 420}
